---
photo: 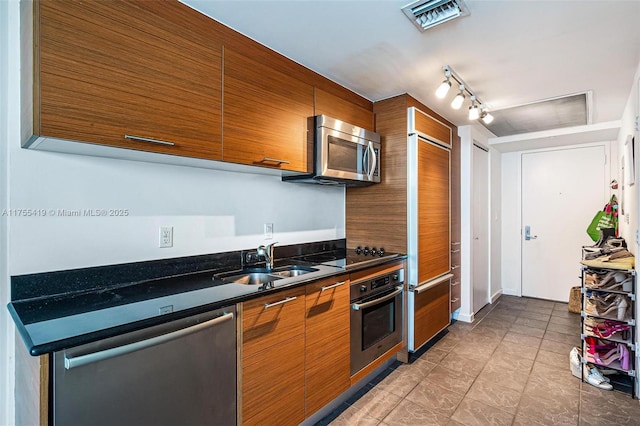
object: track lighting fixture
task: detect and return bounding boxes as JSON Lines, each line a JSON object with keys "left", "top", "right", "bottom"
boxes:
{"left": 450, "top": 84, "right": 465, "bottom": 110}
{"left": 436, "top": 65, "right": 493, "bottom": 123}
{"left": 435, "top": 69, "right": 452, "bottom": 99}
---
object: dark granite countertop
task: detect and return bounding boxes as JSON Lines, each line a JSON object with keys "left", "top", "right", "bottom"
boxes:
{"left": 8, "top": 239, "right": 406, "bottom": 356}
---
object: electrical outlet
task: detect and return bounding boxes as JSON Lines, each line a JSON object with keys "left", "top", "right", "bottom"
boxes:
{"left": 264, "top": 223, "right": 274, "bottom": 239}
{"left": 159, "top": 226, "right": 173, "bottom": 248}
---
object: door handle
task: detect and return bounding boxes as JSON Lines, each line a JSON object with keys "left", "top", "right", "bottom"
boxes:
{"left": 524, "top": 225, "right": 538, "bottom": 241}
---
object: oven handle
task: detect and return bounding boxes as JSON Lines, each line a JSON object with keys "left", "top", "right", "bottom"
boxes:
{"left": 411, "top": 273, "right": 454, "bottom": 294}
{"left": 351, "top": 286, "right": 403, "bottom": 311}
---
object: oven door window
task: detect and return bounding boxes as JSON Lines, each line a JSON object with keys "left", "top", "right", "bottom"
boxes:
{"left": 361, "top": 296, "right": 396, "bottom": 351}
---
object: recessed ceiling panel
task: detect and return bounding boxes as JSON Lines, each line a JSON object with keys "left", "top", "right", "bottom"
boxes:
{"left": 484, "top": 93, "right": 589, "bottom": 137}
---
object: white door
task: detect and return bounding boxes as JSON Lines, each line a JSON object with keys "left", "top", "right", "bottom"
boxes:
{"left": 473, "top": 144, "right": 489, "bottom": 313}
{"left": 522, "top": 146, "right": 607, "bottom": 301}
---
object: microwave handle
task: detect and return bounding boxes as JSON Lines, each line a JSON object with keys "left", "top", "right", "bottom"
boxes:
{"left": 362, "top": 143, "right": 370, "bottom": 177}
{"left": 367, "top": 142, "right": 377, "bottom": 181}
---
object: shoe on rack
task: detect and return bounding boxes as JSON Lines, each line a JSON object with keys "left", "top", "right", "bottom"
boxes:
{"left": 587, "top": 365, "right": 611, "bottom": 383}
{"left": 570, "top": 347, "right": 582, "bottom": 379}
{"left": 592, "top": 321, "right": 631, "bottom": 339}
{"left": 593, "top": 228, "right": 617, "bottom": 248}
{"left": 619, "top": 343, "right": 631, "bottom": 370}
{"left": 583, "top": 364, "right": 613, "bottom": 390}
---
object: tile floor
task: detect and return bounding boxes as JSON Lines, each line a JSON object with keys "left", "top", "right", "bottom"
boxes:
{"left": 317, "top": 295, "right": 640, "bottom": 425}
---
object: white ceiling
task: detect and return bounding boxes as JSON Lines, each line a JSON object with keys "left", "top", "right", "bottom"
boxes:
{"left": 183, "top": 0, "right": 640, "bottom": 138}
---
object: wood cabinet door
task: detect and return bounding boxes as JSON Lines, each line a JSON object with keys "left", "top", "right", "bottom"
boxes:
{"left": 243, "top": 337, "right": 305, "bottom": 426}
{"left": 36, "top": 1, "right": 222, "bottom": 159}
{"left": 223, "top": 48, "right": 313, "bottom": 172}
{"left": 413, "top": 108, "right": 452, "bottom": 148}
{"left": 314, "top": 88, "right": 374, "bottom": 131}
{"left": 418, "top": 138, "right": 451, "bottom": 284}
{"left": 304, "top": 275, "right": 350, "bottom": 416}
{"left": 413, "top": 278, "right": 450, "bottom": 347}
{"left": 242, "top": 287, "right": 305, "bottom": 359}
{"left": 242, "top": 288, "right": 305, "bottom": 425}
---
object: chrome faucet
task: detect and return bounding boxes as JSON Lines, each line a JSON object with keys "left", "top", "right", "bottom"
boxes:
{"left": 257, "top": 242, "right": 278, "bottom": 270}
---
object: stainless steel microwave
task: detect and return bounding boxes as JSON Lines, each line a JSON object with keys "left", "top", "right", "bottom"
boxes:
{"left": 283, "top": 115, "right": 381, "bottom": 186}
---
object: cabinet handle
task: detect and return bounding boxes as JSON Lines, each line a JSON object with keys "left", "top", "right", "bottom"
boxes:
{"left": 451, "top": 265, "right": 460, "bottom": 270}
{"left": 125, "top": 134, "right": 176, "bottom": 146}
{"left": 261, "top": 157, "right": 290, "bottom": 165}
{"left": 451, "top": 298, "right": 460, "bottom": 303}
{"left": 451, "top": 242, "right": 461, "bottom": 246}
{"left": 264, "top": 296, "right": 297, "bottom": 309}
{"left": 412, "top": 274, "right": 453, "bottom": 294}
{"left": 451, "top": 281, "right": 460, "bottom": 287}
{"left": 321, "top": 281, "right": 346, "bottom": 292}
{"left": 451, "top": 249, "right": 461, "bottom": 253}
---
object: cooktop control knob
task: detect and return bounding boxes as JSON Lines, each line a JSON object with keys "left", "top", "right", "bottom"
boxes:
{"left": 392, "top": 274, "right": 399, "bottom": 281}
{"left": 360, "top": 285, "right": 367, "bottom": 292}
{"left": 355, "top": 246, "right": 362, "bottom": 255}
{"left": 363, "top": 246, "right": 370, "bottom": 255}
{"left": 371, "top": 247, "right": 377, "bottom": 256}
{"left": 378, "top": 247, "right": 385, "bottom": 256}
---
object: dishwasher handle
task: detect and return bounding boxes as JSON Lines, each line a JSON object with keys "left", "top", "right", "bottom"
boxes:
{"left": 64, "top": 311, "right": 234, "bottom": 370}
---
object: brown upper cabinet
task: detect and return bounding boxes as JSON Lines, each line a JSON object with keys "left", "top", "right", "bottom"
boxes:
{"left": 314, "top": 88, "right": 375, "bottom": 131}
{"left": 32, "top": 0, "right": 373, "bottom": 172}
{"left": 34, "top": 0, "right": 223, "bottom": 159}
{"left": 222, "top": 48, "right": 313, "bottom": 172}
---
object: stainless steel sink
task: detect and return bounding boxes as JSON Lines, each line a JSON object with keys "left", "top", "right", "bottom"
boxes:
{"left": 270, "top": 266, "right": 318, "bottom": 278}
{"left": 216, "top": 265, "right": 318, "bottom": 285}
{"left": 218, "top": 271, "right": 282, "bottom": 285}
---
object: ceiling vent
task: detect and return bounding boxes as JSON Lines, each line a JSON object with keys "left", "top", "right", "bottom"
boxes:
{"left": 402, "top": 0, "right": 470, "bottom": 32}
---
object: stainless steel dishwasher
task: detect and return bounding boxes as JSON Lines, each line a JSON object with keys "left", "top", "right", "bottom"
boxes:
{"left": 53, "top": 306, "right": 236, "bottom": 426}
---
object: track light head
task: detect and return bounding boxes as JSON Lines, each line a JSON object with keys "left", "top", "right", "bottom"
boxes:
{"left": 468, "top": 96, "right": 479, "bottom": 120}
{"left": 451, "top": 84, "right": 465, "bottom": 109}
{"left": 435, "top": 69, "right": 452, "bottom": 99}
{"left": 436, "top": 80, "right": 451, "bottom": 99}
{"left": 481, "top": 110, "right": 494, "bottom": 124}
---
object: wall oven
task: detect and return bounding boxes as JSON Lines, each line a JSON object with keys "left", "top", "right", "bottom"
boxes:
{"left": 350, "top": 268, "right": 404, "bottom": 375}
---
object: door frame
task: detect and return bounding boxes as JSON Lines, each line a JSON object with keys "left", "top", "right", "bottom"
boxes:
{"left": 508, "top": 142, "right": 612, "bottom": 298}
{"left": 472, "top": 142, "right": 490, "bottom": 313}
{"left": 458, "top": 125, "right": 496, "bottom": 323}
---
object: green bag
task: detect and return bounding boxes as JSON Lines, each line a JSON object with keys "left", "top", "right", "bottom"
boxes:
{"left": 586, "top": 210, "right": 615, "bottom": 242}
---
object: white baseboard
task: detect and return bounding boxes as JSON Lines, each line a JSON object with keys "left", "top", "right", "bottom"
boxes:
{"left": 453, "top": 309, "right": 474, "bottom": 323}
{"left": 501, "top": 288, "right": 520, "bottom": 296}
{"left": 490, "top": 289, "right": 503, "bottom": 303}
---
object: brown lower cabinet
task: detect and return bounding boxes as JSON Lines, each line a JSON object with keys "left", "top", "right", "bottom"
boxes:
{"left": 241, "top": 275, "right": 351, "bottom": 424}
{"left": 304, "top": 275, "right": 350, "bottom": 416}
{"left": 413, "top": 278, "right": 450, "bottom": 348}
{"left": 242, "top": 287, "right": 306, "bottom": 426}
{"left": 243, "top": 337, "right": 306, "bottom": 426}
